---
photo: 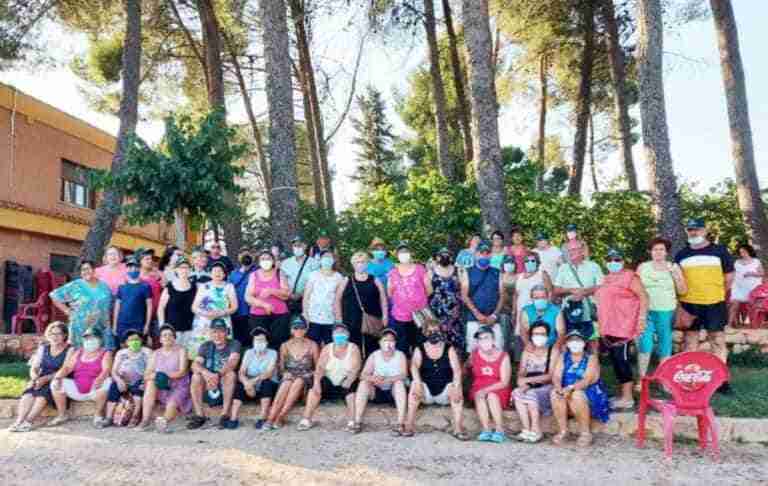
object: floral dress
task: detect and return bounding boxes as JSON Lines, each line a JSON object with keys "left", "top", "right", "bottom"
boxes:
{"left": 428, "top": 270, "right": 464, "bottom": 353}
{"left": 50, "top": 279, "right": 115, "bottom": 350}
{"left": 187, "top": 282, "right": 234, "bottom": 358}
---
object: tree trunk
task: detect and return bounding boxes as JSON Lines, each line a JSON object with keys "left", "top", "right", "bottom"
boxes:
{"left": 710, "top": 0, "right": 768, "bottom": 260}
{"left": 568, "top": 0, "right": 595, "bottom": 197}
{"left": 442, "top": 0, "right": 473, "bottom": 174}
{"left": 637, "top": 0, "right": 686, "bottom": 252}
{"left": 536, "top": 51, "right": 548, "bottom": 191}
{"left": 599, "top": 0, "right": 638, "bottom": 191}
{"left": 299, "top": 70, "right": 326, "bottom": 208}
{"left": 262, "top": 0, "right": 300, "bottom": 246}
{"left": 196, "top": 0, "right": 242, "bottom": 257}
{"left": 424, "top": 0, "right": 454, "bottom": 181}
{"left": 589, "top": 112, "right": 599, "bottom": 192}
{"left": 174, "top": 208, "right": 187, "bottom": 249}
{"left": 462, "top": 0, "right": 510, "bottom": 235}
{"left": 80, "top": 0, "right": 142, "bottom": 263}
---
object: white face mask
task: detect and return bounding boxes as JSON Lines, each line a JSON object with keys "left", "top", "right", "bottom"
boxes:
{"left": 688, "top": 236, "right": 705, "bottom": 246}
{"left": 83, "top": 338, "right": 100, "bottom": 352}
{"left": 503, "top": 263, "right": 514, "bottom": 273}
{"left": 293, "top": 246, "right": 305, "bottom": 257}
{"left": 567, "top": 340, "right": 585, "bottom": 353}
{"left": 531, "top": 335, "right": 548, "bottom": 347}
{"left": 398, "top": 252, "right": 412, "bottom": 264}
{"left": 259, "top": 260, "right": 273, "bottom": 271}
{"left": 253, "top": 341, "right": 267, "bottom": 353}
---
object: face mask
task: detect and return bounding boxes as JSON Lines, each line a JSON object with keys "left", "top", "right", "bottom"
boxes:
{"left": 533, "top": 298, "right": 548, "bottom": 311}
{"left": 320, "top": 257, "right": 334, "bottom": 269}
{"left": 427, "top": 332, "right": 444, "bottom": 345}
{"left": 606, "top": 261, "right": 624, "bottom": 273}
{"left": 381, "top": 341, "right": 395, "bottom": 352}
{"left": 353, "top": 262, "right": 367, "bottom": 273}
{"left": 524, "top": 261, "right": 538, "bottom": 273}
{"left": 567, "top": 340, "right": 585, "bottom": 353}
{"left": 127, "top": 270, "right": 140, "bottom": 280}
{"left": 478, "top": 339, "right": 494, "bottom": 352}
{"left": 566, "top": 231, "right": 578, "bottom": 241}
{"left": 688, "top": 236, "right": 705, "bottom": 246}
{"left": 372, "top": 250, "right": 387, "bottom": 260}
{"left": 259, "top": 260, "right": 273, "bottom": 271}
{"left": 503, "top": 263, "right": 515, "bottom": 273}
{"left": 253, "top": 341, "right": 267, "bottom": 353}
{"left": 398, "top": 252, "right": 411, "bottom": 264}
{"left": 127, "top": 340, "right": 142, "bottom": 352}
{"left": 477, "top": 257, "right": 491, "bottom": 269}
{"left": 438, "top": 256, "right": 452, "bottom": 266}
{"left": 293, "top": 246, "right": 305, "bottom": 257}
{"left": 333, "top": 333, "right": 349, "bottom": 346}
{"left": 531, "top": 335, "right": 548, "bottom": 347}
{"left": 83, "top": 338, "right": 100, "bottom": 352}
{"left": 240, "top": 256, "right": 253, "bottom": 267}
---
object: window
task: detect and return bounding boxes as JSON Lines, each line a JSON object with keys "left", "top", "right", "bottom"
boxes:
{"left": 50, "top": 254, "right": 80, "bottom": 279}
{"left": 61, "top": 159, "right": 95, "bottom": 209}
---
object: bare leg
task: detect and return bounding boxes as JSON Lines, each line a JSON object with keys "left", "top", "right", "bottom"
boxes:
{"left": 475, "top": 396, "right": 491, "bottom": 431}
{"left": 728, "top": 302, "right": 740, "bottom": 327}
{"left": 140, "top": 382, "right": 157, "bottom": 426}
{"left": 231, "top": 399, "right": 243, "bottom": 421}
{"left": 259, "top": 398, "right": 272, "bottom": 420}
{"left": 354, "top": 381, "right": 371, "bottom": 424}
{"left": 164, "top": 401, "right": 179, "bottom": 422}
{"left": 275, "top": 379, "right": 305, "bottom": 425}
{"left": 344, "top": 393, "right": 355, "bottom": 422}
{"left": 448, "top": 385, "right": 465, "bottom": 433}
{"left": 190, "top": 373, "right": 205, "bottom": 417}
{"left": 302, "top": 387, "right": 322, "bottom": 421}
{"left": 569, "top": 391, "right": 591, "bottom": 434}
{"left": 405, "top": 385, "right": 422, "bottom": 429}
{"left": 267, "top": 381, "right": 292, "bottom": 423}
{"left": 514, "top": 397, "right": 531, "bottom": 431}
{"left": 93, "top": 390, "right": 108, "bottom": 418}
{"left": 392, "top": 380, "right": 407, "bottom": 426}
{"left": 487, "top": 393, "right": 505, "bottom": 432}
{"left": 52, "top": 390, "right": 68, "bottom": 418}
{"left": 637, "top": 353, "right": 651, "bottom": 378}
{"left": 105, "top": 402, "right": 117, "bottom": 421}
{"left": 684, "top": 330, "right": 700, "bottom": 352}
{"left": 528, "top": 402, "right": 541, "bottom": 434}
{"left": 13, "top": 394, "right": 34, "bottom": 425}
{"left": 26, "top": 397, "right": 49, "bottom": 423}
{"left": 221, "top": 372, "right": 236, "bottom": 418}
{"left": 709, "top": 331, "right": 728, "bottom": 365}
{"left": 550, "top": 391, "right": 568, "bottom": 434}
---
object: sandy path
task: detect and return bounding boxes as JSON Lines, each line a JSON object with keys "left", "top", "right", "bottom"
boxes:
{"left": 1, "top": 418, "right": 767, "bottom": 485}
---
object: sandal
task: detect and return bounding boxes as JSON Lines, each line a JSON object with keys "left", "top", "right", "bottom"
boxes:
{"left": 452, "top": 430, "right": 471, "bottom": 441}
{"left": 351, "top": 422, "right": 362, "bottom": 434}
{"left": 155, "top": 417, "right": 169, "bottom": 433}
{"left": 296, "top": 418, "right": 313, "bottom": 431}
{"left": 552, "top": 431, "right": 568, "bottom": 445}
{"left": 577, "top": 432, "right": 593, "bottom": 447}
{"left": 401, "top": 425, "right": 415, "bottom": 437}
{"left": 391, "top": 424, "right": 405, "bottom": 437}
{"left": 48, "top": 415, "right": 69, "bottom": 427}
{"left": 344, "top": 420, "right": 356, "bottom": 433}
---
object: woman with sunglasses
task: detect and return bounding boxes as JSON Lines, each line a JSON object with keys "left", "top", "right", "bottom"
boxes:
{"left": 594, "top": 248, "right": 649, "bottom": 410}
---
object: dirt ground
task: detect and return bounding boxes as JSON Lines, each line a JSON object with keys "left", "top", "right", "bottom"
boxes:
{"left": 1, "top": 418, "right": 767, "bottom": 486}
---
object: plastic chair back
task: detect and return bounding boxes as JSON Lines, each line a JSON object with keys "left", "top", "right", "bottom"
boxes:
{"left": 651, "top": 351, "right": 729, "bottom": 411}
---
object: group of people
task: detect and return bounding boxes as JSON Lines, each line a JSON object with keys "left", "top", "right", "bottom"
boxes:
{"left": 7, "top": 219, "right": 764, "bottom": 446}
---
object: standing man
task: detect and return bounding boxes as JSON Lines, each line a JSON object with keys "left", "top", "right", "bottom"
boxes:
{"left": 229, "top": 250, "right": 256, "bottom": 347}
{"left": 554, "top": 239, "right": 603, "bottom": 347}
{"left": 281, "top": 236, "right": 319, "bottom": 318}
{"left": 461, "top": 241, "right": 506, "bottom": 353}
{"left": 533, "top": 231, "right": 563, "bottom": 281}
{"left": 675, "top": 218, "right": 735, "bottom": 394}
{"left": 207, "top": 241, "right": 235, "bottom": 274}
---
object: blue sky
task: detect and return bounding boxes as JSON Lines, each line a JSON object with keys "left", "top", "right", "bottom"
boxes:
{"left": 2, "top": 2, "right": 765, "bottom": 209}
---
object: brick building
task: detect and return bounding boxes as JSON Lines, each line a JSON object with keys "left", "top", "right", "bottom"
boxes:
{"left": 0, "top": 82, "right": 189, "bottom": 331}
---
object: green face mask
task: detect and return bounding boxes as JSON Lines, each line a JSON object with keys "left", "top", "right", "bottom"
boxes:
{"left": 127, "top": 340, "right": 142, "bottom": 352}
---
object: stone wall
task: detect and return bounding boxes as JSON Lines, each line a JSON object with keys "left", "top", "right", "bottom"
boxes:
{"left": 0, "top": 334, "right": 44, "bottom": 358}
{"left": 672, "top": 327, "right": 768, "bottom": 354}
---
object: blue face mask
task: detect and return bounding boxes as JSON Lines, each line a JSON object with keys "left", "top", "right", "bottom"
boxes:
{"left": 127, "top": 270, "right": 140, "bottom": 280}
{"left": 320, "top": 257, "right": 334, "bottom": 269}
{"left": 477, "top": 257, "right": 491, "bottom": 269}
{"left": 333, "top": 333, "right": 349, "bottom": 346}
{"left": 372, "top": 250, "right": 387, "bottom": 261}
{"left": 606, "top": 261, "right": 624, "bottom": 273}
{"left": 503, "top": 263, "right": 515, "bottom": 273}
{"left": 533, "top": 298, "right": 548, "bottom": 311}
{"left": 524, "top": 261, "right": 538, "bottom": 273}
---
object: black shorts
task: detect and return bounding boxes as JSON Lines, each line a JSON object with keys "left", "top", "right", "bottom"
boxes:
{"left": 107, "top": 381, "right": 144, "bottom": 403}
{"left": 319, "top": 376, "right": 358, "bottom": 400}
{"left": 371, "top": 386, "right": 399, "bottom": 405}
{"left": 680, "top": 301, "right": 727, "bottom": 332}
{"left": 234, "top": 379, "right": 278, "bottom": 402}
{"left": 23, "top": 384, "right": 55, "bottom": 407}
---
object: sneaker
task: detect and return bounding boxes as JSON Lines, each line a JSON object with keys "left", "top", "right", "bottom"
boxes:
{"left": 526, "top": 431, "right": 543, "bottom": 443}
{"left": 254, "top": 419, "right": 266, "bottom": 430}
{"left": 490, "top": 431, "right": 507, "bottom": 443}
{"left": 217, "top": 416, "right": 230, "bottom": 430}
{"left": 186, "top": 415, "right": 208, "bottom": 430}
{"left": 223, "top": 419, "right": 239, "bottom": 430}
{"left": 48, "top": 415, "right": 69, "bottom": 427}
{"left": 477, "top": 430, "right": 494, "bottom": 442}
{"left": 93, "top": 416, "right": 111, "bottom": 428}
{"left": 515, "top": 430, "right": 530, "bottom": 441}
{"left": 717, "top": 382, "right": 733, "bottom": 395}
{"left": 297, "top": 418, "right": 313, "bottom": 431}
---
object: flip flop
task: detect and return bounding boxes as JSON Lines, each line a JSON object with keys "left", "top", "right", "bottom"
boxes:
{"left": 296, "top": 418, "right": 313, "bottom": 431}
{"left": 452, "top": 430, "right": 470, "bottom": 441}
{"left": 552, "top": 431, "right": 568, "bottom": 445}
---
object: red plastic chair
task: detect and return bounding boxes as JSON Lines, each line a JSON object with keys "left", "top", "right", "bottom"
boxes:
{"left": 636, "top": 351, "right": 729, "bottom": 461}
{"left": 10, "top": 292, "right": 52, "bottom": 335}
{"left": 747, "top": 284, "right": 768, "bottom": 328}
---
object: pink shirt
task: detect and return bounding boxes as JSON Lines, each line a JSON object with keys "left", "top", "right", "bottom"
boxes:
{"left": 506, "top": 245, "right": 528, "bottom": 274}
{"left": 140, "top": 273, "right": 163, "bottom": 315}
{"left": 95, "top": 264, "right": 127, "bottom": 295}
{"left": 248, "top": 270, "right": 289, "bottom": 316}
{"left": 388, "top": 264, "right": 428, "bottom": 322}
{"left": 595, "top": 269, "right": 642, "bottom": 339}
{"left": 73, "top": 349, "right": 106, "bottom": 394}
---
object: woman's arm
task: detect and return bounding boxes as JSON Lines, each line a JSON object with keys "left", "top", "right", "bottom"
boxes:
{"left": 111, "top": 351, "right": 125, "bottom": 383}
{"left": 112, "top": 300, "right": 121, "bottom": 332}
{"left": 424, "top": 270, "right": 434, "bottom": 296}
{"left": 271, "top": 274, "right": 291, "bottom": 300}
{"left": 257, "top": 353, "right": 278, "bottom": 383}
{"left": 302, "top": 279, "right": 315, "bottom": 321}
{"left": 448, "top": 347, "right": 463, "bottom": 388}
{"left": 671, "top": 263, "right": 688, "bottom": 295}
{"left": 144, "top": 298, "right": 153, "bottom": 335}
{"left": 630, "top": 275, "right": 649, "bottom": 335}
{"left": 482, "top": 353, "right": 512, "bottom": 392}
{"left": 569, "top": 354, "right": 599, "bottom": 392}
{"left": 375, "top": 280, "right": 389, "bottom": 326}
{"left": 171, "top": 348, "right": 189, "bottom": 379}
{"left": 360, "top": 354, "right": 376, "bottom": 382}
{"left": 144, "top": 351, "right": 157, "bottom": 382}
{"left": 543, "top": 271, "right": 553, "bottom": 295}
{"left": 551, "top": 356, "right": 564, "bottom": 393}
{"left": 334, "top": 277, "right": 348, "bottom": 322}
{"left": 224, "top": 284, "right": 238, "bottom": 315}
{"left": 93, "top": 352, "right": 113, "bottom": 389}
{"left": 555, "top": 313, "right": 566, "bottom": 350}
{"left": 410, "top": 348, "right": 423, "bottom": 384}
{"left": 157, "top": 288, "right": 170, "bottom": 325}
{"left": 238, "top": 351, "right": 251, "bottom": 384}
{"left": 311, "top": 345, "right": 330, "bottom": 390}
{"left": 53, "top": 349, "right": 76, "bottom": 380}
{"left": 345, "top": 345, "right": 363, "bottom": 386}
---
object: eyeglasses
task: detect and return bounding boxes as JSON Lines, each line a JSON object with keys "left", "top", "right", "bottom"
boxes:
{"left": 524, "top": 258, "right": 537, "bottom": 263}
{"left": 48, "top": 332, "right": 64, "bottom": 337}
{"left": 607, "top": 258, "right": 623, "bottom": 262}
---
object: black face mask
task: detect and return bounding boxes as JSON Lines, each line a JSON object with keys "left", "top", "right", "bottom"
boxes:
{"left": 427, "top": 332, "right": 444, "bottom": 344}
{"left": 240, "top": 256, "right": 253, "bottom": 267}
{"left": 438, "top": 255, "right": 452, "bottom": 266}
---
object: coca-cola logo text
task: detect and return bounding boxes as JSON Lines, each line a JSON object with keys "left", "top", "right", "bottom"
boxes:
{"left": 672, "top": 364, "right": 714, "bottom": 391}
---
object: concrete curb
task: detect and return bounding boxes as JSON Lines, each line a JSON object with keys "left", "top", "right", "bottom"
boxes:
{"left": 1, "top": 399, "right": 766, "bottom": 443}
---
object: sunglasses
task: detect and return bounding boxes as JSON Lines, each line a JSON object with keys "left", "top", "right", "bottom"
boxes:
{"left": 524, "top": 258, "right": 537, "bottom": 263}
{"left": 607, "top": 258, "right": 623, "bottom": 262}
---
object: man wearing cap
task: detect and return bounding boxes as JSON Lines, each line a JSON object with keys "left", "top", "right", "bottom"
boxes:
{"left": 460, "top": 240, "right": 506, "bottom": 354}
{"left": 533, "top": 232, "right": 563, "bottom": 281}
{"left": 207, "top": 241, "right": 235, "bottom": 274}
{"left": 674, "top": 218, "right": 735, "bottom": 393}
{"left": 113, "top": 257, "right": 153, "bottom": 341}
{"left": 554, "top": 237, "right": 603, "bottom": 342}
{"left": 298, "top": 323, "right": 362, "bottom": 431}
{"left": 281, "top": 235, "right": 320, "bottom": 318}
{"left": 188, "top": 319, "right": 242, "bottom": 429}
{"left": 367, "top": 238, "right": 395, "bottom": 289}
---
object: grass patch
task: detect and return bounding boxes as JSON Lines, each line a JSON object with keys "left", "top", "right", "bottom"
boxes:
{"left": 0, "top": 360, "right": 29, "bottom": 399}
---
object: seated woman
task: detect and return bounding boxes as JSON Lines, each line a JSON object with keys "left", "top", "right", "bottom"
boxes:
{"left": 404, "top": 320, "right": 468, "bottom": 440}
{"left": 264, "top": 317, "right": 319, "bottom": 430}
{"left": 50, "top": 327, "right": 113, "bottom": 427}
{"left": 550, "top": 330, "right": 611, "bottom": 447}
{"left": 468, "top": 325, "right": 512, "bottom": 443}
{"left": 353, "top": 328, "right": 409, "bottom": 435}
{"left": 511, "top": 322, "right": 559, "bottom": 443}
{"left": 298, "top": 323, "right": 362, "bottom": 432}
{"left": 139, "top": 325, "right": 191, "bottom": 432}
{"left": 230, "top": 327, "right": 279, "bottom": 429}
{"left": 8, "top": 322, "right": 71, "bottom": 432}
{"left": 518, "top": 284, "right": 565, "bottom": 350}
{"left": 105, "top": 330, "right": 151, "bottom": 427}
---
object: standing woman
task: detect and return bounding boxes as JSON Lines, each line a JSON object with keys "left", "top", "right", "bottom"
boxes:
{"left": 506, "top": 226, "right": 528, "bottom": 275}
{"left": 337, "top": 251, "right": 388, "bottom": 358}
{"left": 730, "top": 243, "right": 764, "bottom": 326}
{"left": 157, "top": 256, "right": 197, "bottom": 350}
{"left": 159, "top": 246, "right": 184, "bottom": 285}
{"left": 303, "top": 250, "right": 345, "bottom": 345}
{"left": 636, "top": 238, "right": 687, "bottom": 382}
{"left": 245, "top": 250, "right": 291, "bottom": 350}
{"left": 8, "top": 322, "right": 70, "bottom": 432}
{"left": 188, "top": 261, "right": 238, "bottom": 358}
{"left": 95, "top": 246, "right": 127, "bottom": 295}
{"left": 51, "top": 260, "right": 116, "bottom": 350}
{"left": 387, "top": 242, "right": 429, "bottom": 354}
{"left": 426, "top": 247, "right": 463, "bottom": 353}
{"left": 489, "top": 231, "right": 507, "bottom": 270}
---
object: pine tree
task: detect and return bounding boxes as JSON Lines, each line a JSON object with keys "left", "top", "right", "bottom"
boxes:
{"left": 351, "top": 86, "right": 403, "bottom": 190}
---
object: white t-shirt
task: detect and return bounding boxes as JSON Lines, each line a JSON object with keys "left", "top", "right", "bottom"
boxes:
{"left": 306, "top": 271, "right": 344, "bottom": 324}
{"left": 534, "top": 246, "right": 562, "bottom": 281}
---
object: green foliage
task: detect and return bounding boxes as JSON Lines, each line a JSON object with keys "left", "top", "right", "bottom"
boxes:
{"left": 0, "top": 357, "right": 29, "bottom": 399}
{"left": 91, "top": 108, "right": 247, "bottom": 227}
{"left": 76, "top": 34, "right": 124, "bottom": 84}
{"left": 680, "top": 179, "right": 750, "bottom": 252}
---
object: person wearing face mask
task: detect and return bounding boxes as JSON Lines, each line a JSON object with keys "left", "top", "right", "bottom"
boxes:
{"left": 189, "top": 262, "right": 238, "bottom": 359}
{"left": 244, "top": 250, "right": 292, "bottom": 351}
{"left": 594, "top": 248, "right": 649, "bottom": 409}
{"left": 105, "top": 330, "right": 151, "bottom": 427}
{"left": 95, "top": 245, "right": 128, "bottom": 295}
{"left": 404, "top": 321, "right": 467, "bottom": 440}
{"left": 337, "top": 252, "right": 388, "bottom": 358}
{"left": 468, "top": 326, "right": 512, "bottom": 443}
{"left": 512, "top": 322, "right": 560, "bottom": 443}
{"left": 461, "top": 241, "right": 506, "bottom": 354}
{"left": 230, "top": 327, "right": 279, "bottom": 429}
{"left": 512, "top": 253, "right": 553, "bottom": 357}
{"left": 309, "top": 229, "right": 335, "bottom": 258}
{"left": 425, "top": 247, "right": 464, "bottom": 353}
{"left": 560, "top": 223, "right": 590, "bottom": 264}
{"left": 189, "top": 249, "right": 212, "bottom": 287}
{"left": 298, "top": 323, "right": 362, "bottom": 432}
{"left": 532, "top": 232, "right": 563, "bottom": 281}
{"left": 113, "top": 257, "right": 153, "bottom": 344}
{"left": 229, "top": 250, "right": 257, "bottom": 347}
{"left": 387, "top": 242, "right": 430, "bottom": 355}
{"left": 456, "top": 233, "right": 482, "bottom": 275}
{"left": 303, "top": 250, "right": 345, "bottom": 345}
{"left": 550, "top": 330, "right": 611, "bottom": 446}
{"left": 352, "top": 328, "right": 409, "bottom": 435}
{"left": 554, "top": 239, "right": 603, "bottom": 347}
{"left": 51, "top": 327, "right": 114, "bottom": 428}
{"left": 518, "top": 285, "right": 565, "bottom": 350}
{"left": 674, "top": 218, "right": 735, "bottom": 394}
{"left": 366, "top": 238, "right": 395, "bottom": 290}
{"left": 281, "top": 236, "right": 320, "bottom": 317}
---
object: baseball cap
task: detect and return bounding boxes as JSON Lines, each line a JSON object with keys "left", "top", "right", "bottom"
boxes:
{"left": 291, "top": 316, "right": 308, "bottom": 329}
{"left": 82, "top": 327, "right": 103, "bottom": 339}
{"left": 686, "top": 218, "right": 705, "bottom": 229}
{"left": 565, "top": 224, "right": 578, "bottom": 232}
{"left": 474, "top": 325, "right": 496, "bottom": 339}
{"left": 535, "top": 231, "right": 549, "bottom": 241}
{"left": 476, "top": 240, "right": 491, "bottom": 253}
{"left": 210, "top": 319, "right": 228, "bottom": 331}
{"left": 606, "top": 248, "right": 624, "bottom": 259}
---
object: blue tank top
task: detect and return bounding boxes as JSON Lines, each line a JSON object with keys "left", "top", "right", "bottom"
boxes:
{"left": 523, "top": 303, "right": 560, "bottom": 347}
{"left": 467, "top": 266, "right": 500, "bottom": 315}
